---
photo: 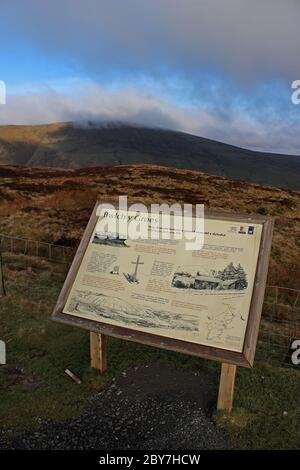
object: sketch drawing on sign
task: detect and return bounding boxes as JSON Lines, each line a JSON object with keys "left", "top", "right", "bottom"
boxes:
{"left": 172, "top": 262, "right": 248, "bottom": 291}
{"left": 206, "top": 304, "right": 245, "bottom": 341}
{"left": 110, "top": 265, "right": 120, "bottom": 275}
{"left": 124, "top": 255, "right": 144, "bottom": 284}
{"left": 68, "top": 289, "right": 198, "bottom": 332}
{"left": 93, "top": 232, "right": 128, "bottom": 247}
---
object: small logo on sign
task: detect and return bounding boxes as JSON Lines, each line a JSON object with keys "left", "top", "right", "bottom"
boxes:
{"left": 248, "top": 226, "right": 255, "bottom": 235}
{"left": 238, "top": 226, "right": 246, "bottom": 234}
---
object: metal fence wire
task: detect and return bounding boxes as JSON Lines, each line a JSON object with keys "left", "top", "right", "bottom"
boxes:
{"left": 257, "top": 286, "right": 300, "bottom": 367}
{"left": 0, "top": 233, "right": 75, "bottom": 264}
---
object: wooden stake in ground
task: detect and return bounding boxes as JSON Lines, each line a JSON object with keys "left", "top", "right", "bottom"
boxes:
{"left": 65, "top": 368, "right": 81, "bottom": 385}
{"left": 90, "top": 332, "right": 107, "bottom": 373}
{"left": 217, "top": 363, "right": 237, "bottom": 412}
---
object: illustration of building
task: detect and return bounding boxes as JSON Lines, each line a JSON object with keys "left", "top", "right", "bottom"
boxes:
{"left": 172, "top": 274, "right": 194, "bottom": 288}
{"left": 194, "top": 275, "right": 221, "bottom": 290}
{"left": 172, "top": 263, "right": 248, "bottom": 291}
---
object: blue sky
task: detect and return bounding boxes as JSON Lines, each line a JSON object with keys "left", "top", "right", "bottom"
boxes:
{"left": 0, "top": 0, "right": 300, "bottom": 154}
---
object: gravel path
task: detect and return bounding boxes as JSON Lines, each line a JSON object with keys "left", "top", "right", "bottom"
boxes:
{"left": 0, "top": 364, "right": 227, "bottom": 450}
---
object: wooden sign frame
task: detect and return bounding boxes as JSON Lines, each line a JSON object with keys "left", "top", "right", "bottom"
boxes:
{"left": 52, "top": 201, "right": 274, "bottom": 369}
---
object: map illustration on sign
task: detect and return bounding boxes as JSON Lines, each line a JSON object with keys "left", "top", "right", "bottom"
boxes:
{"left": 206, "top": 304, "right": 245, "bottom": 341}
{"left": 62, "top": 208, "right": 264, "bottom": 353}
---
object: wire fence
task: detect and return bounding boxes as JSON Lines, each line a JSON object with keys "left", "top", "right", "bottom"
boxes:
{"left": 0, "top": 233, "right": 76, "bottom": 264}
{"left": 0, "top": 235, "right": 299, "bottom": 370}
{"left": 257, "top": 285, "right": 300, "bottom": 368}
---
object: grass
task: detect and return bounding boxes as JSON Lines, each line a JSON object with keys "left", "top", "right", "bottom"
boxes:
{"left": 0, "top": 256, "right": 299, "bottom": 448}
{"left": 0, "top": 261, "right": 105, "bottom": 429}
{"left": 0, "top": 254, "right": 218, "bottom": 430}
{"left": 216, "top": 364, "right": 300, "bottom": 449}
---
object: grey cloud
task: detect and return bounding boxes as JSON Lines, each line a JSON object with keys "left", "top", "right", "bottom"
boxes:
{"left": 1, "top": 85, "right": 299, "bottom": 154}
{"left": 2, "top": 0, "right": 300, "bottom": 83}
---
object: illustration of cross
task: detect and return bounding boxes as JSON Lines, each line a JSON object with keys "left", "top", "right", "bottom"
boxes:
{"left": 131, "top": 255, "right": 144, "bottom": 280}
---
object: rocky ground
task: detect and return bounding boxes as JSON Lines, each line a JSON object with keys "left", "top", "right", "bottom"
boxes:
{"left": 0, "top": 364, "right": 227, "bottom": 450}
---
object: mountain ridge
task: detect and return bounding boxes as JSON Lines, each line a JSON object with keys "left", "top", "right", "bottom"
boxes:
{"left": 0, "top": 122, "right": 300, "bottom": 190}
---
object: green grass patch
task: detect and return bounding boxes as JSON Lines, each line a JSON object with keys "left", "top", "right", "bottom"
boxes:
{"left": 216, "top": 363, "right": 300, "bottom": 449}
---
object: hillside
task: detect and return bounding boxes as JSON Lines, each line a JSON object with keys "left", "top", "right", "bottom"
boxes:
{"left": 0, "top": 122, "right": 300, "bottom": 190}
{"left": 0, "top": 163, "right": 299, "bottom": 288}
{"left": 1, "top": 162, "right": 300, "bottom": 449}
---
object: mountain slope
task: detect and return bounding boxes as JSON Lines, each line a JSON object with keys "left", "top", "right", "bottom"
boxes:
{"left": 0, "top": 122, "right": 300, "bottom": 190}
{"left": 0, "top": 163, "right": 299, "bottom": 289}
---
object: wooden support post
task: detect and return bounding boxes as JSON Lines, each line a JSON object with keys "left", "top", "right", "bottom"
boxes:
{"left": 217, "top": 363, "right": 237, "bottom": 412}
{"left": 90, "top": 332, "right": 107, "bottom": 373}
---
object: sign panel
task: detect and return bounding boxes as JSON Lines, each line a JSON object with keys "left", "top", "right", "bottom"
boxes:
{"left": 53, "top": 202, "right": 274, "bottom": 367}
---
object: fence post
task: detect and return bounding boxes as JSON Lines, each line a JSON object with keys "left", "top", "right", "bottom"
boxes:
{"left": 0, "top": 241, "right": 6, "bottom": 296}
{"left": 294, "top": 290, "right": 300, "bottom": 307}
{"left": 90, "top": 332, "right": 107, "bottom": 373}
